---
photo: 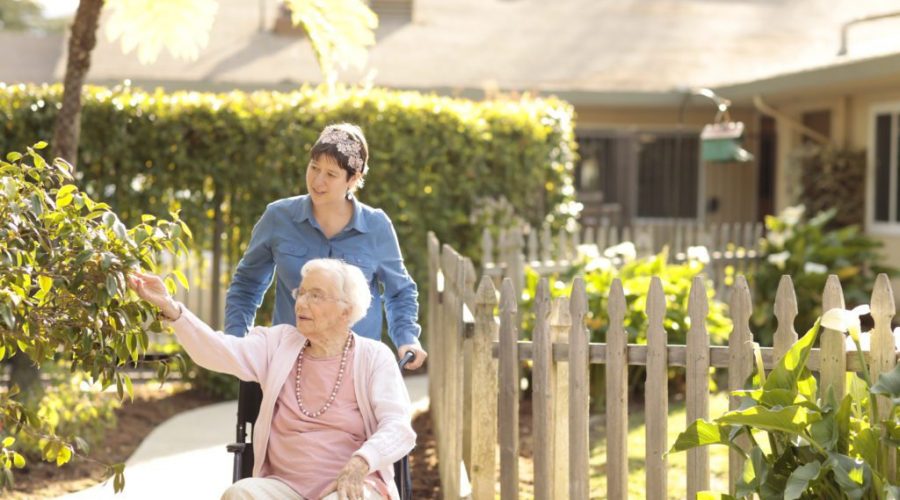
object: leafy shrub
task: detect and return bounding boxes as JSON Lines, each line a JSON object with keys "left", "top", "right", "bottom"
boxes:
{"left": 751, "top": 205, "right": 896, "bottom": 345}
{"left": 672, "top": 314, "right": 900, "bottom": 498}
{"left": 523, "top": 244, "right": 731, "bottom": 346}
{"left": 792, "top": 146, "right": 866, "bottom": 229}
{"left": 13, "top": 365, "right": 120, "bottom": 462}
{"left": 0, "top": 144, "right": 188, "bottom": 489}
{"left": 521, "top": 245, "right": 732, "bottom": 408}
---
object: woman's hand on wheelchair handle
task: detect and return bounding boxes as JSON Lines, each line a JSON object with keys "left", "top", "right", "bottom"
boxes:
{"left": 398, "top": 344, "right": 427, "bottom": 370}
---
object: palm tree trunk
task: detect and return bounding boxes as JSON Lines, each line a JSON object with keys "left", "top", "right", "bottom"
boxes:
{"left": 50, "top": 0, "right": 105, "bottom": 168}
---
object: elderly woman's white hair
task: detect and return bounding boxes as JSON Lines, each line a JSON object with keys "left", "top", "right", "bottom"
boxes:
{"left": 300, "top": 259, "right": 371, "bottom": 324}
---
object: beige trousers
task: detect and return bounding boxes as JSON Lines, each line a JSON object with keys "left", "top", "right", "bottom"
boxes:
{"left": 221, "top": 477, "right": 384, "bottom": 500}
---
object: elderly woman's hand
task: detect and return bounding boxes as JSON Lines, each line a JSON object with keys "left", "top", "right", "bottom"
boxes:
{"left": 323, "top": 455, "right": 370, "bottom": 500}
{"left": 127, "top": 271, "right": 180, "bottom": 320}
{"left": 398, "top": 343, "right": 427, "bottom": 370}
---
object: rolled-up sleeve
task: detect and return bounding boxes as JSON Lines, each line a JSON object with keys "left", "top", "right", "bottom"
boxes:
{"left": 374, "top": 214, "right": 421, "bottom": 348}
{"left": 224, "top": 206, "right": 276, "bottom": 337}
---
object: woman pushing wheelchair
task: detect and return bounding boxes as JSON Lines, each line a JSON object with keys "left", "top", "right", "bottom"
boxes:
{"left": 128, "top": 258, "right": 416, "bottom": 500}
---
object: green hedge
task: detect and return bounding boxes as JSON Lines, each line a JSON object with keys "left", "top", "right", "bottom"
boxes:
{"left": 0, "top": 83, "right": 577, "bottom": 330}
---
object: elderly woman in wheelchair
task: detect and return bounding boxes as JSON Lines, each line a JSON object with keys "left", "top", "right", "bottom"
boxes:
{"left": 128, "top": 258, "right": 416, "bottom": 500}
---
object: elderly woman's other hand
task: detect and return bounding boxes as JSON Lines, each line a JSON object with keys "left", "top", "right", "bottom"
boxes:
{"left": 322, "top": 455, "right": 370, "bottom": 500}
{"left": 127, "top": 271, "right": 180, "bottom": 320}
{"left": 398, "top": 343, "right": 427, "bottom": 370}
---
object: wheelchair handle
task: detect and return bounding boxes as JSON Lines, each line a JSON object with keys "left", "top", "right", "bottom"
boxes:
{"left": 399, "top": 350, "right": 416, "bottom": 370}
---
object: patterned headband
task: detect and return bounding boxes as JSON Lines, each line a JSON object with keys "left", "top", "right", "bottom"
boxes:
{"left": 317, "top": 128, "right": 365, "bottom": 172}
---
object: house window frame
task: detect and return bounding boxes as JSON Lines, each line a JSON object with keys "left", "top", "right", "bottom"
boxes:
{"left": 867, "top": 102, "right": 900, "bottom": 235}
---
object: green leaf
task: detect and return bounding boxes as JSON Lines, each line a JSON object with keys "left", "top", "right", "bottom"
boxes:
{"left": 113, "top": 465, "right": 125, "bottom": 493}
{"left": 6, "top": 151, "right": 22, "bottom": 162}
{"left": 106, "top": 274, "right": 119, "bottom": 298}
{"left": 784, "top": 461, "right": 821, "bottom": 500}
{"left": 164, "top": 277, "right": 176, "bottom": 295}
{"left": 717, "top": 405, "right": 821, "bottom": 436}
{"left": 809, "top": 413, "right": 837, "bottom": 451}
{"left": 124, "top": 375, "right": 134, "bottom": 402}
{"left": 55, "top": 184, "right": 77, "bottom": 208}
{"left": 12, "top": 452, "right": 25, "bottom": 469}
{"left": 764, "top": 320, "right": 820, "bottom": 394}
{"left": 736, "top": 446, "right": 768, "bottom": 497}
{"left": 173, "top": 270, "right": 189, "bottom": 290}
{"left": 56, "top": 445, "right": 72, "bottom": 466}
{"left": 2, "top": 437, "right": 14, "bottom": 448}
{"left": 850, "top": 427, "right": 878, "bottom": 470}
{"left": 101, "top": 211, "right": 118, "bottom": 229}
{"left": 870, "top": 363, "right": 900, "bottom": 405}
{"left": 669, "top": 419, "right": 737, "bottom": 454}
{"left": 825, "top": 452, "right": 872, "bottom": 500}
{"left": 38, "top": 275, "right": 52, "bottom": 295}
{"left": 33, "top": 141, "right": 48, "bottom": 150}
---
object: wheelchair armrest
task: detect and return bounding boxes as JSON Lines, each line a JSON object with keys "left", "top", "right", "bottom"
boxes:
{"left": 226, "top": 443, "right": 248, "bottom": 454}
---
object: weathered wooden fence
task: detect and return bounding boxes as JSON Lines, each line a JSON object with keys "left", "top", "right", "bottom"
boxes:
{"left": 429, "top": 232, "right": 900, "bottom": 499}
{"left": 482, "top": 220, "right": 762, "bottom": 300}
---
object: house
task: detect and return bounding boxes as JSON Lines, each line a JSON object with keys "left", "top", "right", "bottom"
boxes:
{"left": 3, "top": 0, "right": 900, "bottom": 264}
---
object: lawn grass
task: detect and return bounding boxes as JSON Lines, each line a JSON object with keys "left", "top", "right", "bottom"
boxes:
{"left": 588, "top": 392, "right": 732, "bottom": 499}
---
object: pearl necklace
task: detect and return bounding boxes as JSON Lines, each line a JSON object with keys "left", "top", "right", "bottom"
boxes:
{"left": 295, "top": 334, "right": 353, "bottom": 418}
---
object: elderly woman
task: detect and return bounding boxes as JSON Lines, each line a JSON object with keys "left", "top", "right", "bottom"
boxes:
{"left": 224, "top": 123, "right": 427, "bottom": 371}
{"left": 128, "top": 259, "right": 415, "bottom": 500}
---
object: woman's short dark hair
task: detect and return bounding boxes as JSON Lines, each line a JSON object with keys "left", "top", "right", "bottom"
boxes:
{"left": 310, "top": 123, "right": 369, "bottom": 190}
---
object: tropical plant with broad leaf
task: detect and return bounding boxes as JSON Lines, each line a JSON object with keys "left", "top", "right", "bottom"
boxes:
{"left": 670, "top": 309, "right": 900, "bottom": 499}
{"left": 0, "top": 144, "right": 189, "bottom": 491}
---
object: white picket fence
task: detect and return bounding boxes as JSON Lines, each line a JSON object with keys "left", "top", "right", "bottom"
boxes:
{"left": 429, "top": 231, "right": 900, "bottom": 499}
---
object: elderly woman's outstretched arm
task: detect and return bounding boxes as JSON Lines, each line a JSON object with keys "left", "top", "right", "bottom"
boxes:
{"left": 128, "top": 271, "right": 269, "bottom": 383}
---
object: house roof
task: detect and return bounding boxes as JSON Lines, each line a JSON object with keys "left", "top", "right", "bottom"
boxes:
{"left": 3, "top": 0, "right": 900, "bottom": 105}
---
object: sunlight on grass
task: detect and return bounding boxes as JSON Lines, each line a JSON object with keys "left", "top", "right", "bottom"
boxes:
{"left": 589, "top": 392, "right": 731, "bottom": 499}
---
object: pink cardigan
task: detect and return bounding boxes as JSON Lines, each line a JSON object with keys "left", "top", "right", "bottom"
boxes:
{"left": 167, "top": 306, "right": 416, "bottom": 500}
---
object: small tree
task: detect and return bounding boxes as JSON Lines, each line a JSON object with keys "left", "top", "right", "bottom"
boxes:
{"left": 0, "top": 143, "right": 189, "bottom": 490}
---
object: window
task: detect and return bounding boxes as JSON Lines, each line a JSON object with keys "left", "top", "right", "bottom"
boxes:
{"left": 870, "top": 107, "right": 900, "bottom": 228}
{"left": 575, "top": 131, "right": 699, "bottom": 224}
{"left": 636, "top": 133, "right": 698, "bottom": 218}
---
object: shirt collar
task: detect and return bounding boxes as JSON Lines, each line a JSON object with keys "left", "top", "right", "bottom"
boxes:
{"left": 294, "top": 194, "right": 370, "bottom": 234}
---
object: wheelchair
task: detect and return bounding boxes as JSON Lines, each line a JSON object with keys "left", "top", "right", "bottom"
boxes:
{"left": 226, "top": 351, "right": 415, "bottom": 500}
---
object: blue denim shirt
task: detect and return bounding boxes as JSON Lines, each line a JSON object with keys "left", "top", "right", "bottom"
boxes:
{"left": 223, "top": 195, "right": 421, "bottom": 348}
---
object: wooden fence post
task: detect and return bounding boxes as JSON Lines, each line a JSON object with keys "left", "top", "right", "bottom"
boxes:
{"left": 461, "top": 257, "right": 477, "bottom": 487}
{"left": 819, "top": 275, "right": 846, "bottom": 399}
{"left": 686, "top": 276, "right": 710, "bottom": 497}
{"left": 481, "top": 228, "right": 494, "bottom": 269}
{"left": 869, "top": 274, "right": 897, "bottom": 482}
{"left": 441, "top": 244, "right": 466, "bottom": 498}
{"left": 550, "top": 297, "right": 571, "bottom": 500}
{"left": 568, "top": 277, "right": 589, "bottom": 500}
{"left": 426, "top": 233, "right": 442, "bottom": 473}
{"left": 728, "top": 276, "right": 753, "bottom": 493}
{"left": 645, "top": 276, "right": 668, "bottom": 500}
{"left": 606, "top": 279, "right": 628, "bottom": 499}
{"left": 470, "top": 276, "right": 498, "bottom": 500}
{"left": 532, "top": 278, "right": 554, "bottom": 500}
{"left": 498, "top": 278, "right": 519, "bottom": 500}
{"left": 773, "top": 275, "right": 799, "bottom": 362}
